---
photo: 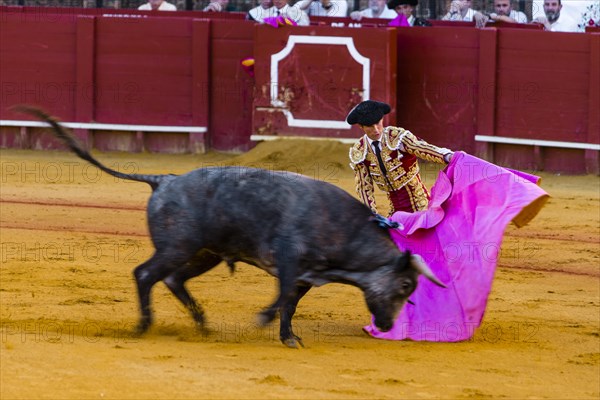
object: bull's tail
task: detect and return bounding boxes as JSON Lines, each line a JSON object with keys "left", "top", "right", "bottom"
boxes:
{"left": 15, "top": 106, "right": 164, "bottom": 189}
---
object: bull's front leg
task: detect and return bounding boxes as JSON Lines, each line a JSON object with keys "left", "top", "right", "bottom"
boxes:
{"left": 257, "top": 241, "right": 300, "bottom": 347}
{"left": 257, "top": 283, "right": 295, "bottom": 327}
{"left": 279, "top": 285, "right": 311, "bottom": 348}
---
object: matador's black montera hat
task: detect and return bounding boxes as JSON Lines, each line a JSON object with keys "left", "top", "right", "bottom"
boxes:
{"left": 387, "top": 0, "right": 418, "bottom": 9}
{"left": 346, "top": 100, "right": 391, "bottom": 126}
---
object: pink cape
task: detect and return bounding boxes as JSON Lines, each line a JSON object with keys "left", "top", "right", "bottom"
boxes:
{"left": 364, "top": 152, "right": 549, "bottom": 341}
{"left": 388, "top": 14, "right": 410, "bottom": 27}
{"left": 263, "top": 16, "right": 298, "bottom": 28}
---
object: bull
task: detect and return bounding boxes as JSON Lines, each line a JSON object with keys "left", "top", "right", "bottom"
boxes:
{"left": 17, "top": 106, "right": 445, "bottom": 348}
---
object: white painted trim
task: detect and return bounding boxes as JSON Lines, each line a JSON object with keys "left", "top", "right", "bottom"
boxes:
{"left": 270, "top": 35, "right": 370, "bottom": 130}
{"left": 251, "top": 134, "right": 357, "bottom": 144}
{"left": 0, "top": 120, "right": 207, "bottom": 133}
{"left": 475, "top": 135, "right": 600, "bottom": 151}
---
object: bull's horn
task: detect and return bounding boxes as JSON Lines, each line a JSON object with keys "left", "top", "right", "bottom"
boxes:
{"left": 411, "top": 254, "right": 446, "bottom": 288}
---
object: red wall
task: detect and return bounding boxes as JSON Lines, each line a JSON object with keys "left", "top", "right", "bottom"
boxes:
{"left": 94, "top": 17, "right": 195, "bottom": 125}
{"left": 491, "top": 29, "right": 598, "bottom": 171}
{"left": 252, "top": 25, "right": 397, "bottom": 139}
{"left": 1, "top": 12, "right": 78, "bottom": 121}
{"left": 495, "top": 30, "right": 590, "bottom": 141}
{"left": 0, "top": 7, "right": 256, "bottom": 153}
{"left": 393, "top": 26, "right": 599, "bottom": 173}
{"left": 1, "top": 6, "right": 598, "bottom": 173}
{"left": 396, "top": 26, "right": 480, "bottom": 153}
{"left": 208, "top": 20, "right": 254, "bottom": 152}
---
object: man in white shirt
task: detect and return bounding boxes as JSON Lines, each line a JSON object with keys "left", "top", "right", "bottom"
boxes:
{"left": 442, "top": 0, "right": 488, "bottom": 28}
{"left": 532, "top": 0, "right": 580, "bottom": 32}
{"left": 350, "top": 0, "right": 397, "bottom": 21}
{"left": 296, "top": 0, "right": 348, "bottom": 17}
{"left": 271, "top": 0, "right": 311, "bottom": 25}
{"left": 203, "top": 0, "right": 229, "bottom": 12}
{"left": 488, "top": 0, "right": 528, "bottom": 23}
{"left": 138, "top": 0, "right": 177, "bottom": 10}
{"left": 247, "top": 0, "right": 275, "bottom": 22}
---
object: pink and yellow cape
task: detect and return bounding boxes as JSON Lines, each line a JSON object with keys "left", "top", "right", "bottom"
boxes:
{"left": 364, "top": 152, "right": 549, "bottom": 341}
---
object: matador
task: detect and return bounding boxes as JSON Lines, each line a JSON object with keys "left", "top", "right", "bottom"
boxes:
{"left": 347, "top": 100, "right": 454, "bottom": 216}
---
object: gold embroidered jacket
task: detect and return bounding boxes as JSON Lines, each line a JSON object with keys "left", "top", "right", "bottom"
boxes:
{"left": 349, "top": 127, "right": 452, "bottom": 215}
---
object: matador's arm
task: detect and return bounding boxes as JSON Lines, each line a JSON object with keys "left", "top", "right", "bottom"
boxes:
{"left": 391, "top": 129, "right": 453, "bottom": 164}
{"left": 351, "top": 161, "right": 378, "bottom": 213}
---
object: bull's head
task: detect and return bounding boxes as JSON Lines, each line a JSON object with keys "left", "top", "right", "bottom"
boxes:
{"left": 364, "top": 252, "right": 445, "bottom": 332}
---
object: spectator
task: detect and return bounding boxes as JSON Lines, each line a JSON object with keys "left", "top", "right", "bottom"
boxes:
{"left": 532, "top": 0, "right": 580, "bottom": 32}
{"left": 138, "top": 0, "right": 177, "bottom": 11}
{"left": 387, "top": 0, "right": 430, "bottom": 26}
{"left": 296, "top": 0, "right": 348, "bottom": 17}
{"left": 488, "top": 0, "right": 528, "bottom": 23}
{"left": 203, "top": 0, "right": 229, "bottom": 12}
{"left": 248, "top": 0, "right": 275, "bottom": 22}
{"left": 270, "top": 0, "right": 310, "bottom": 26}
{"left": 350, "top": 0, "right": 397, "bottom": 21}
{"left": 346, "top": 100, "right": 453, "bottom": 215}
{"left": 442, "top": 0, "right": 489, "bottom": 28}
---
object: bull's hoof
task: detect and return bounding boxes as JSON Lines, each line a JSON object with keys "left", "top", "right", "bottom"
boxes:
{"left": 281, "top": 335, "right": 304, "bottom": 349}
{"left": 191, "top": 314, "right": 205, "bottom": 330}
{"left": 189, "top": 307, "right": 205, "bottom": 326}
{"left": 133, "top": 319, "right": 151, "bottom": 336}
{"left": 193, "top": 320, "right": 210, "bottom": 335}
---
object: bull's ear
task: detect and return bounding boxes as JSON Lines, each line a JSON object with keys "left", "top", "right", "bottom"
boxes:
{"left": 409, "top": 254, "right": 446, "bottom": 288}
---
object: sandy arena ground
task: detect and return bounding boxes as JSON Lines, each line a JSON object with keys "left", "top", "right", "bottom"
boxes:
{"left": 1, "top": 141, "right": 599, "bottom": 399}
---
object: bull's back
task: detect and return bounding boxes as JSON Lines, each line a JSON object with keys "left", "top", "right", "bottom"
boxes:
{"left": 171, "top": 166, "right": 364, "bottom": 219}
{"left": 146, "top": 166, "right": 388, "bottom": 259}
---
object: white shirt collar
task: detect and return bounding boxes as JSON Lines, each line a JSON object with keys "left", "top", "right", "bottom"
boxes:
{"left": 365, "top": 135, "right": 382, "bottom": 152}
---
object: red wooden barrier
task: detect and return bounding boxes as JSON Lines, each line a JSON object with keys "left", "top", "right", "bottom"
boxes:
{"left": 485, "top": 21, "right": 544, "bottom": 30}
{"left": 310, "top": 15, "right": 391, "bottom": 28}
{"left": 491, "top": 29, "right": 585, "bottom": 170}
{"left": 395, "top": 26, "right": 480, "bottom": 153}
{"left": 252, "top": 25, "right": 397, "bottom": 141}
{"left": 94, "top": 17, "right": 195, "bottom": 126}
{"left": 588, "top": 33, "right": 600, "bottom": 173}
{"left": 0, "top": 12, "right": 79, "bottom": 150}
{"left": 0, "top": 5, "right": 246, "bottom": 19}
{"left": 427, "top": 20, "right": 476, "bottom": 28}
{"left": 0, "top": 13, "right": 211, "bottom": 153}
{"left": 0, "top": 13, "right": 77, "bottom": 121}
{"left": 207, "top": 19, "right": 255, "bottom": 152}
{"left": 0, "top": 6, "right": 255, "bottom": 153}
{"left": 1, "top": 6, "right": 598, "bottom": 173}
{"left": 478, "top": 29, "right": 599, "bottom": 173}
{"left": 394, "top": 26, "right": 599, "bottom": 174}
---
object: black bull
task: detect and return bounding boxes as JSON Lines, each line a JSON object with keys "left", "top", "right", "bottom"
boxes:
{"left": 18, "top": 107, "right": 445, "bottom": 348}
